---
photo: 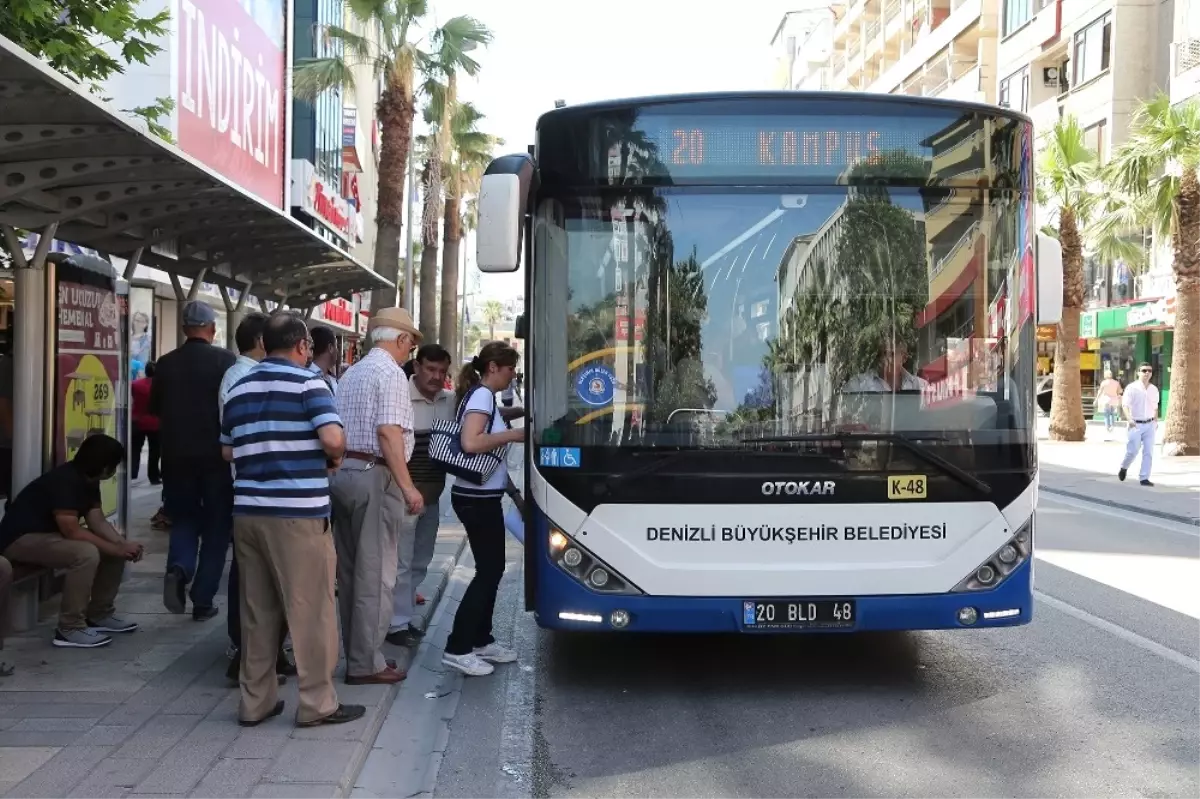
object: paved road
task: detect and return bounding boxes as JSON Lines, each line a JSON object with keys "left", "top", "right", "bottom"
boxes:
{"left": 425, "top": 494, "right": 1199, "bottom": 798}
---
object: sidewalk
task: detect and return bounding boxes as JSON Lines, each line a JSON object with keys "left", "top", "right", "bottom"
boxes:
{"left": 0, "top": 481, "right": 468, "bottom": 798}
{"left": 1037, "top": 418, "right": 1200, "bottom": 526}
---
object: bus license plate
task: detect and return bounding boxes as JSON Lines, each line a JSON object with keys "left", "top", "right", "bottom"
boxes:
{"left": 742, "top": 599, "right": 856, "bottom": 630}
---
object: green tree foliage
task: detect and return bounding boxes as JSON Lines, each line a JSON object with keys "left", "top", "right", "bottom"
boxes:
{"left": 1, "top": 0, "right": 174, "bottom": 139}
{"left": 769, "top": 186, "right": 928, "bottom": 388}
{"left": 643, "top": 248, "right": 716, "bottom": 423}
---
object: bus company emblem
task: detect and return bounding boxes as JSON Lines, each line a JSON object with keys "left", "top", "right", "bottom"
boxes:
{"left": 761, "top": 480, "right": 836, "bottom": 497}
{"left": 574, "top": 364, "right": 617, "bottom": 408}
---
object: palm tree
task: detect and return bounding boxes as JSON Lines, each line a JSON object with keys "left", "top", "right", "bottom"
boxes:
{"left": 481, "top": 299, "right": 504, "bottom": 340}
{"left": 1038, "top": 115, "right": 1101, "bottom": 442}
{"left": 415, "top": 94, "right": 443, "bottom": 340}
{"left": 440, "top": 103, "right": 499, "bottom": 355}
{"left": 416, "top": 17, "right": 490, "bottom": 340}
{"left": 1106, "top": 94, "right": 1200, "bottom": 455}
{"left": 292, "top": 3, "right": 488, "bottom": 313}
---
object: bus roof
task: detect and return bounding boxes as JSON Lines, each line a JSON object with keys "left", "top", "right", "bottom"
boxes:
{"left": 536, "top": 91, "right": 1033, "bottom": 129}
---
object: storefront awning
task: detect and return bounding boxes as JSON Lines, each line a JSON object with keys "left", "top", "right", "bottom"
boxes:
{"left": 0, "top": 34, "right": 392, "bottom": 309}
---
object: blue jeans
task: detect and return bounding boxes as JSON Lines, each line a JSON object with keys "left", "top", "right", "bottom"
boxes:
{"left": 163, "top": 466, "right": 233, "bottom": 609}
{"left": 1103, "top": 406, "right": 1117, "bottom": 430}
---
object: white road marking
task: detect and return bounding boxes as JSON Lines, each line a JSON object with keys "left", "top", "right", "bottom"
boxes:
{"left": 1034, "top": 590, "right": 1200, "bottom": 674}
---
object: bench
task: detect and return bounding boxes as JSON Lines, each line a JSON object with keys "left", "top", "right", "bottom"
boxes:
{"left": 6, "top": 563, "right": 54, "bottom": 633}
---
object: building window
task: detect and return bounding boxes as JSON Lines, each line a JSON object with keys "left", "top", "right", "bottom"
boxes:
{"left": 999, "top": 66, "right": 1030, "bottom": 112}
{"left": 1084, "top": 119, "right": 1108, "bottom": 163}
{"left": 1073, "top": 12, "right": 1112, "bottom": 86}
{"left": 1003, "top": 0, "right": 1054, "bottom": 36}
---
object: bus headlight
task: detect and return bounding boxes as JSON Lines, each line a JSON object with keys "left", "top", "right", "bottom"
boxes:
{"left": 546, "top": 525, "right": 642, "bottom": 595}
{"left": 952, "top": 518, "right": 1033, "bottom": 593}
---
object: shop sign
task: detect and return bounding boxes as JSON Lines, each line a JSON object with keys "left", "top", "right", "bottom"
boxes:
{"left": 1126, "top": 297, "right": 1176, "bottom": 329}
{"left": 1079, "top": 311, "right": 1097, "bottom": 339}
{"left": 176, "top": 0, "right": 287, "bottom": 207}
{"left": 316, "top": 297, "right": 355, "bottom": 331}
{"left": 1036, "top": 324, "right": 1057, "bottom": 342}
{"left": 291, "top": 159, "right": 351, "bottom": 241}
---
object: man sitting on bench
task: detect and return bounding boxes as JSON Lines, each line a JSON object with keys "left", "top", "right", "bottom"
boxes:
{"left": 0, "top": 434, "right": 144, "bottom": 648}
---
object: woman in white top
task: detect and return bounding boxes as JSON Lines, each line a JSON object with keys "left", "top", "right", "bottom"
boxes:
{"left": 442, "top": 342, "right": 524, "bottom": 677}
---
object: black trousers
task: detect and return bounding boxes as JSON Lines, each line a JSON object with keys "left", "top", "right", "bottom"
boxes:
{"left": 131, "top": 427, "right": 160, "bottom": 483}
{"left": 445, "top": 492, "right": 506, "bottom": 655}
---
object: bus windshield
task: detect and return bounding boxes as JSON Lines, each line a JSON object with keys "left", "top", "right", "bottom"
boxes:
{"left": 529, "top": 102, "right": 1037, "bottom": 473}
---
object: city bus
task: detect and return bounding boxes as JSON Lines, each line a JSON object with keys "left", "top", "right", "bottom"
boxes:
{"left": 475, "top": 92, "right": 1063, "bottom": 634}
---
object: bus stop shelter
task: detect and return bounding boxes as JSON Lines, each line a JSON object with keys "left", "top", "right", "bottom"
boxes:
{"left": 0, "top": 34, "right": 393, "bottom": 504}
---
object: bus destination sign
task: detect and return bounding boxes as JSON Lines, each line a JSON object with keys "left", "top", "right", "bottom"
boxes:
{"left": 629, "top": 115, "right": 931, "bottom": 179}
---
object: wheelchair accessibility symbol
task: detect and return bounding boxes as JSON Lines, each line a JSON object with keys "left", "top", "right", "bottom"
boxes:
{"left": 539, "top": 447, "right": 582, "bottom": 469}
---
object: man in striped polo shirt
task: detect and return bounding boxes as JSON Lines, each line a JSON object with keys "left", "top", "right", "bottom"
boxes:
{"left": 221, "top": 312, "right": 363, "bottom": 728}
{"left": 387, "top": 344, "right": 455, "bottom": 646}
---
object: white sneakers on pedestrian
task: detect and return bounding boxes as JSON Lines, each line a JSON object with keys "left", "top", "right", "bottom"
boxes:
{"left": 442, "top": 652, "right": 494, "bottom": 676}
{"left": 441, "top": 643, "right": 518, "bottom": 676}
{"left": 473, "top": 643, "right": 517, "bottom": 663}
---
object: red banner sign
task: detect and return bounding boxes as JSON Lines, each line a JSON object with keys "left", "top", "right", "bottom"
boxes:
{"left": 176, "top": 0, "right": 287, "bottom": 207}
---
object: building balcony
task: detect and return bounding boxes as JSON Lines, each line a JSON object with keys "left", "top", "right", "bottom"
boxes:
{"left": 1171, "top": 38, "right": 1200, "bottom": 106}
{"left": 931, "top": 61, "right": 983, "bottom": 101}
{"left": 867, "top": 0, "right": 983, "bottom": 94}
{"left": 865, "top": 20, "right": 883, "bottom": 57}
{"left": 884, "top": 0, "right": 903, "bottom": 35}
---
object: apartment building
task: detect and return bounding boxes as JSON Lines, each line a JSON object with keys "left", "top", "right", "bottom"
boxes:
{"left": 825, "top": 0, "right": 1001, "bottom": 103}
{"left": 1172, "top": 1, "right": 1200, "bottom": 105}
{"left": 995, "top": 0, "right": 1165, "bottom": 158}
{"left": 771, "top": 8, "right": 838, "bottom": 90}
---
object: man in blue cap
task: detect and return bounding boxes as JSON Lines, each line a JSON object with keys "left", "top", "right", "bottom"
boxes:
{"left": 150, "top": 300, "right": 236, "bottom": 620}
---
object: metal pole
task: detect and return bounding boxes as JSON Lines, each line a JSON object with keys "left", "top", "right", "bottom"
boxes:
{"left": 459, "top": 239, "right": 468, "bottom": 363}
{"left": 403, "top": 120, "right": 417, "bottom": 313}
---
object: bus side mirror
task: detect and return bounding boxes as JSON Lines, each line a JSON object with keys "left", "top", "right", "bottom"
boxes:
{"left": 477, "top": 173, "right": 522, "bottom": 273}
{"left": 514, "top": 314, "right": 527, "bottom": 340}
{"left": 1036, "top": 233, "right": 1063, "bottom": 326}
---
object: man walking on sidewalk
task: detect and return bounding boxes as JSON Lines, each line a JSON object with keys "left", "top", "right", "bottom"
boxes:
{"left": 222, "top": 312, "right": 363, "bottom": 727}
{"left": 1118, "top": 362, "right": 1160, "bottom": 487}
{"left": 150, "top": 301, "right": 235, "bottom": 620}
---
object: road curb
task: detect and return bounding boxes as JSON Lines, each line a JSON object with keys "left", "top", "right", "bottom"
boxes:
{"left": 1041, "top": 486, "right": 1200, "bottom": 527}
{"left": 337, "top": 525, "right": 471, "bottom": 798}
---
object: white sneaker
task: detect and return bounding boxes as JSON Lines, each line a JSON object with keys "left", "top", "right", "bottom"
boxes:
{"left": 473, "top": 643, "right": 517, "bottom": 664}
{"left": 442, "top": 652, "right": 494, "bottom": 676}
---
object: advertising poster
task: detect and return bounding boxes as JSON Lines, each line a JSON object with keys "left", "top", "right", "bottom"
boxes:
{"left": 176, "top": 0, "right": 287, "bottom": 207}
{"left": 129, "top": 286, "right": 155, "bottom": 375}
{"left": 55, "top": 264, "right": 128, "bottom": 520}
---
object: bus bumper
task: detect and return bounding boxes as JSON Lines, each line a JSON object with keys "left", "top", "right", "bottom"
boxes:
{"left": 534, "top": 558, "right": 1033, "bottom": 633}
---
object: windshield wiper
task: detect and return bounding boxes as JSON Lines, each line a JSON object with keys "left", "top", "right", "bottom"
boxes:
{"left": 604, "top": 448, "right": 838, "bottom": 494}
{"left": 739, "top": 433, "right": 992, "bottom": 497}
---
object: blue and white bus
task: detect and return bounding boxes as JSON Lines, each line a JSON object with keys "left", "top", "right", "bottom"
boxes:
{"left": 475, "top": 92, "right": 1063, "bottom": 634}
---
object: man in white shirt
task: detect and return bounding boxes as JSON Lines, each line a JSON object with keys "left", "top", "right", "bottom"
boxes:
{"left": 843, "top": 338, "right": 929, "bottom": 393}
{"left": 1119, "top": 362, "right": 1160, "bottom": 486}
{"left": 387, "top": 344, "right": 456, "bottom": 647}
{"left": 219, "top": 312, "right": 269, "bottom": 416}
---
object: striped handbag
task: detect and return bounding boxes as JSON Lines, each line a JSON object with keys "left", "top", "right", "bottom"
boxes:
{"left": 428, "top": 386, "right": 506, "bottom": 485}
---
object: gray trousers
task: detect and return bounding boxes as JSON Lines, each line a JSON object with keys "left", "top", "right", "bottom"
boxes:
{"left": 390, "top": 496, "right": 442, "bottom": 631}
{"left": 330, "top": 463, "right": 412, "bottom": 677}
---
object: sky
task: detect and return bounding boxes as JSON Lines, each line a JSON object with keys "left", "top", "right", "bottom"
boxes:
{"left": 422, "top": 0, "right": 797, "bottom": 301}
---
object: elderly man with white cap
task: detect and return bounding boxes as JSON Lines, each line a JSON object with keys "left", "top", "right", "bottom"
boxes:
{"left": 330, "top": 307, "right": 424, "bottom": 685}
